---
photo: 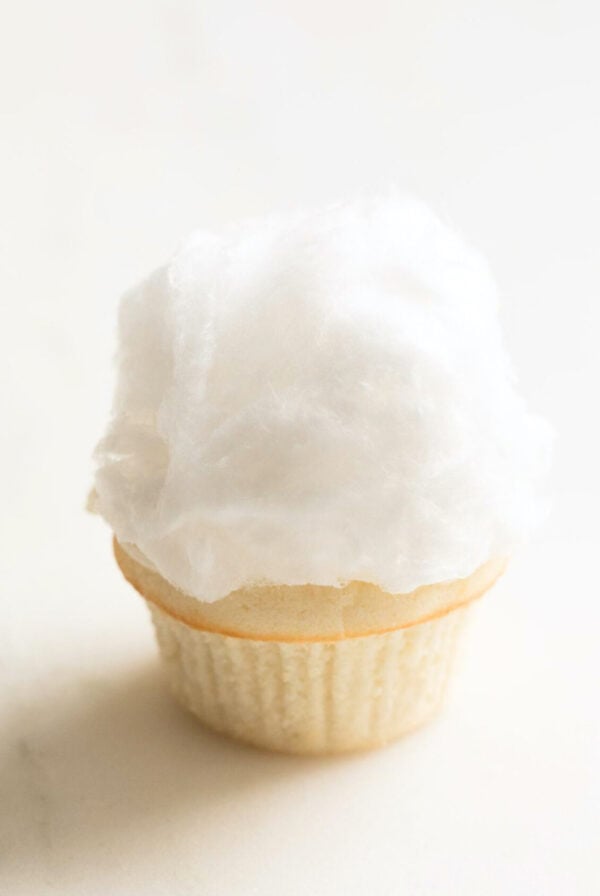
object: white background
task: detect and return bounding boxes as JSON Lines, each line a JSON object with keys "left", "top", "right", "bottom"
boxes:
{"left": 1, "top": 2, "right": 599, "bottom": 894}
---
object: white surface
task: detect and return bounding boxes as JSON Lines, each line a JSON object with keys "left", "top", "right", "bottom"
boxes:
{"left": 1, "top": 2, "right": 598, "bottom": 894}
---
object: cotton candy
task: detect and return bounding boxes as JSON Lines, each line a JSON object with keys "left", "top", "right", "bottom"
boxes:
{"left": 93, "top": 195, "right": 551, "bottom": 602}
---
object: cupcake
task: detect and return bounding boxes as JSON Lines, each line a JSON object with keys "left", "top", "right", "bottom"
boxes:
{"left": 91, "top": 196, "right": 550, "bottom": 754}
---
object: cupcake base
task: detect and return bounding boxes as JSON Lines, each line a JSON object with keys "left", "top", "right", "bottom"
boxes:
{"left": 148, "top": 599, "right": 471, "bottom": 755}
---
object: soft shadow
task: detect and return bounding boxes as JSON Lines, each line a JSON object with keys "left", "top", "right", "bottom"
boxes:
{"left": 1, "top": 662, "right": 340, "bottom": 888}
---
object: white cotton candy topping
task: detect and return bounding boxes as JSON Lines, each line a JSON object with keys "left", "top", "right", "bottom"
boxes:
{"left": 93, "top": 196, "right": 551, "bottom": 602}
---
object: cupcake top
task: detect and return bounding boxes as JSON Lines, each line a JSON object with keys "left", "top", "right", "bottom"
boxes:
{"left": 93, "top": 195, "right": 551, "bottom": 602}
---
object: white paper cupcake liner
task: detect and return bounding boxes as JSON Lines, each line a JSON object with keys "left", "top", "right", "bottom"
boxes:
{"left": 148, "top": 601, "right": 471, "bottom": 754}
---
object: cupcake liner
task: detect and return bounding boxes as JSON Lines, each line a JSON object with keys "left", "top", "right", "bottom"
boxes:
{"left": 148, "top": 600, "right": 471, "bottom": 755}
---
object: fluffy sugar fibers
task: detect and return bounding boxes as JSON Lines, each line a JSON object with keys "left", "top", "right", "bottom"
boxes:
{"left": 93, "top": 195, "right": 552, "bottom": 602}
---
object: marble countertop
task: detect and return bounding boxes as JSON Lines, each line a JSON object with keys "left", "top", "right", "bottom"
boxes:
{"left": 4, "top": 537, "right": 598, "bottom": 895}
